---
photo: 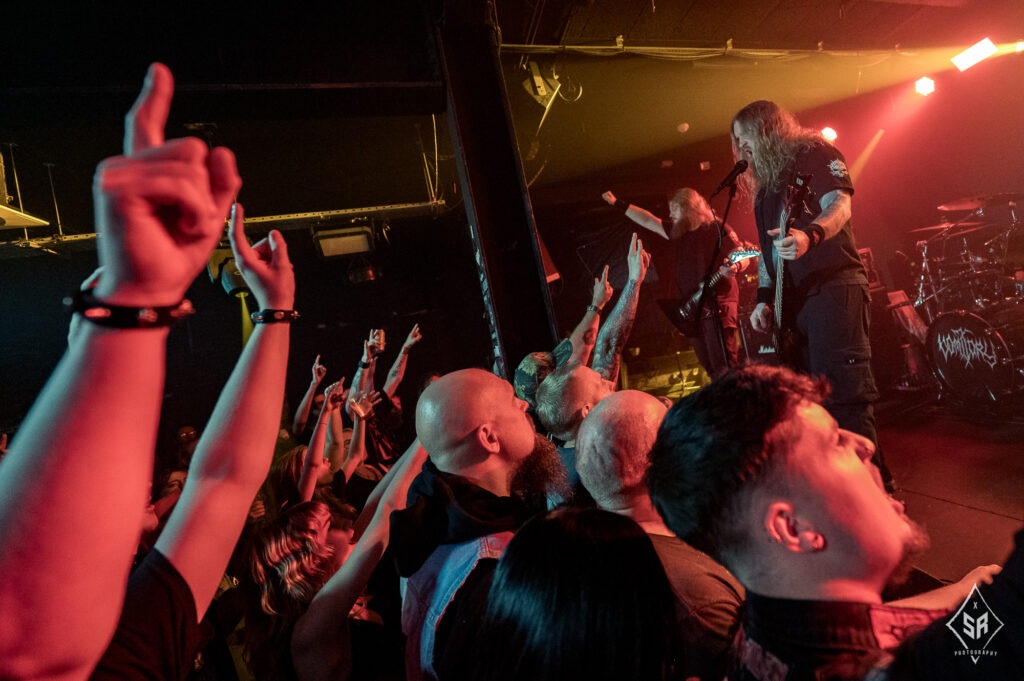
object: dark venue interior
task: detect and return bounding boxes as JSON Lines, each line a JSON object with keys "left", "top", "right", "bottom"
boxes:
{"left": 1, "top": 0, "right": 1022, "bottom": 606}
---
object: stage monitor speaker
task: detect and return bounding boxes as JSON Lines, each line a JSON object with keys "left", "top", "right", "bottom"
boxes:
{"left": 620, "top": 349, "right": 707, "bottom": 400}
{"left": 738, "top": 310, "right": 778, "bottom": 364}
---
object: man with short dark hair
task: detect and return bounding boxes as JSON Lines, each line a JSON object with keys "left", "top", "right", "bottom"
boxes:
{"left": 647, "top": 364, "right": 1020, "bottom": 680}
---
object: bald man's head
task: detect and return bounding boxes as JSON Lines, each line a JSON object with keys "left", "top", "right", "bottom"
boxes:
{"left": 576, "top": 390, "right": 667, "bottom": 510}
{"left": 416, "top": 368, "right": 536, "bottom": 477}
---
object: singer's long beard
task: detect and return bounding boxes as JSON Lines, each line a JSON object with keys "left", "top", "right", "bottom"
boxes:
{"left": 669, "top": 216, "right": 695, "bottom": 239}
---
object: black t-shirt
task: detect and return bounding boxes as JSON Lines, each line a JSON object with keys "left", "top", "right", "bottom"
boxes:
{"left": 754, "top": 142, "right": 867, "bottom": 293}
{"left": 671, "top": 219, "right": 742, "bottom": 304}
{"left": 91, "top": 549, "right": 200, "bottom": 681}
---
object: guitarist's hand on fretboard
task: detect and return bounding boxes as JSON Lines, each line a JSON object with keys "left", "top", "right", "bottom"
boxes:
{"left": 768, "top": 226, "right": 811, "bottom": 260}
{"left": 750, "top": 302, "right": 774, "bottom": 333}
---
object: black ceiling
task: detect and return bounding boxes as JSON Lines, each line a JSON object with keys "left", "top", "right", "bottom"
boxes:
{"left": 495, "top": 0, "right": 1023, "bottom": 51}
{"left": 1, "top": 1, "right": 1022, "bottom": 235}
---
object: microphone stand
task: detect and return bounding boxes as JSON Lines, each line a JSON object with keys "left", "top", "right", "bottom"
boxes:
{"left": 692, "top": 179, "right": 740, "bottom": 372}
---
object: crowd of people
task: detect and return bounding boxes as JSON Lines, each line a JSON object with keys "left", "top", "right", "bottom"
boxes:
{"left": 0, "top": 62, "right": 1020, "bottom": 681}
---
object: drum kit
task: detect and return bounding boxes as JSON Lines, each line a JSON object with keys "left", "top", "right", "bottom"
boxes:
{"left": 908, "top": 192, "right": 1024, "bottom": 403}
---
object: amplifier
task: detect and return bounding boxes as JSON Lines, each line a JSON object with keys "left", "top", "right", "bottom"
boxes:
{"left": 738, "top": 309, "right": 779, "bottom": 364}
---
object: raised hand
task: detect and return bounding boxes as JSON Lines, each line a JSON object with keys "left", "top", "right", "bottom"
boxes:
{"left": 402, "top": 323, "right": 423, "bottom": 350}
{"left": 601, "top": 190, "right": 617, "bottom": 205}
{"left": 348, "top": 391, "right": 383, "bottom": 420}
{"left": 92, "top": 62, "right": 241, "bottom": 307}
{"left": 311, "top": 355, "right": 327, "bottom": 384}
{"left": 323, "top": 379, "right": 347, "bottom": 404}
{"left": 324, "top": 379, "right": 348, "bottom": 410}
{"left": 626, "top": 232, "right": 651, "bottom": 282}
{"left": 365, "top": 329, "right": 386, "bottom": 360}
{"left": 592, "top": 265, "right": 613, "bottom": 309}
{"left": 228, "top": 205, "right": 294, "bottom": 310}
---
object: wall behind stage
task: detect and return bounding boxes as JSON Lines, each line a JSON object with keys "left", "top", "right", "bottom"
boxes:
{"left": 810, "top": 53, "right": 1024, "bottom": 290}
{"left": 0, "top": 210, "right": 492, "bottom": 461}
{"left": 530, "top": 53, "right": 1024, "bottom": 360}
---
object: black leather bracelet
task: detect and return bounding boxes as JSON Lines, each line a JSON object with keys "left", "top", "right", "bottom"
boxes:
{"left": 250, "top": 309, "right": 300, "bottom": 324}
{"left": 358, "top": 359, "right": 373, "bottom": 369}
{"left": 796, "top": 223, "right": 826, "bottom": 248}
{"left": 66, "top": 289, "right": 195, "bottom": 328}
{"left": 586, "top": 304, "right": 602, "bottom": 313}
{"left": 614, "top": 198, "right": 630, "bottom": 214}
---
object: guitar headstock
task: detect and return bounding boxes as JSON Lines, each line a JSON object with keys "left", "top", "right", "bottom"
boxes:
{"left": 727, "top": 248, "right": 760, "bottom": 265}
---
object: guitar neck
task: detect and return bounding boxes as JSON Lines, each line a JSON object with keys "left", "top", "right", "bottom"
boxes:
{"left": 772, "top": 175, "right": 810, "bottom": 330}
{"left": 774, "top": 228, "right": 786, "bottom": 329}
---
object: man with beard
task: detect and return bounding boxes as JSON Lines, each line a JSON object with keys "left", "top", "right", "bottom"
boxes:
{"left": 647, "top": 364, "right": 1001, "bottom": 681}
{"left": 602, "top": 187, "right": 745, "bottom": 377}
{"left": 730, "top": 100, "right": 892, "bottom": 489}
{"left": 389, "top": 368, "right": 566, "bottom": 681}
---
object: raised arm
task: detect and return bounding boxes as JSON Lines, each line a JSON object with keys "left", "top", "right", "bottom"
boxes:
{"left": 602, "top": 190, "right": 670, "bottom": 240}
{"left": 348, "top": 329, "right": 384, "bottom": 417}
{"left": 592, "top": 233, "right": 650, "bottom": 384}
{"left": 298, "top": 381, "right": 346, "bottom": 502}
{"left": 154, "top": 204, "right": 295, "bottom": 621}
{"left": 291, "top": 441, "right": 428, "bottom": 681}
{"left": 293, "top": 354, "right": 327, "bottom": 436}
{"left": 0, "top": 63, "right": 238, "bottom": 680}
{"left": 383, "top": 324, "right": 422, "bottom": 400}
{"left": 566, "top": 266, "right": 613, "bottom": 367}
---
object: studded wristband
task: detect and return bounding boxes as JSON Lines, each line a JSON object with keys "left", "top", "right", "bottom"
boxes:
{"left": 66, "top": 289, "right": 195, "bottom": 328}
{"left": 250, "top": 309, "right": 300, "bottom": 324}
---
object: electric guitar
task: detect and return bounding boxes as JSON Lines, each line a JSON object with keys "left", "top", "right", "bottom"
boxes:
{"left": 658, "top": 248, "right": 760, "bottom": 337}
{"left": 773, "top": 174, "right": 812, "bottom": 357}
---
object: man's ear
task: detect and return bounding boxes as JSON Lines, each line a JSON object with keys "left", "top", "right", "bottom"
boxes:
{"left": 476, "top": 423, "right": 501, "bottom": 454}
{"left": 580, "top": 404, "right": 592, "bottom": 420}
{"left": 765, "top": 501, "right": 825, "bottom": 554}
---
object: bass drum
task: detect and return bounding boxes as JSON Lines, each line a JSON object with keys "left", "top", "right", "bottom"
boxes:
{"left": 927, "top": 301, "right": 1024, "bottom": 401}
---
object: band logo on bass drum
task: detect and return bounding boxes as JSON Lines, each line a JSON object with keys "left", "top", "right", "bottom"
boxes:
{"left": 934, "top": 327, "right": 1000, "bottom": 370}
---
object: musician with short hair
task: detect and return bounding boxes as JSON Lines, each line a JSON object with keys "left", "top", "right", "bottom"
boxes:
{"left": 602, "top": 186, "right": 744, "bottom": 378}
{"left": 730, "top": 99, "right": 892, "bottom": 488}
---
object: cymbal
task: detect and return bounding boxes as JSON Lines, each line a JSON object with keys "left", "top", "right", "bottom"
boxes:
{"left": 945, "top": 225, "right": 994, "bottom": 238}
{"left": 937, "top": 192, "right": 1024, "bottom": 212}
{"left": 909, "top": 220, "right": 988, "bottom": 234}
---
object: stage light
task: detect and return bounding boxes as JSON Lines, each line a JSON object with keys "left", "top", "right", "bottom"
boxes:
{"left": 312, "top": 225, "right": 374, "bottom": 258}
{"left": 821, "top": 127, "right": 838, "bottom": 142}
{"left": 915, "top": 77, "right": 935, "bottom": 96}
{"left": 951, "top": 38, "right": 997, "bottom": 71}
{"left": 1016, "top": 41, "right": 1024, "bottom": 53}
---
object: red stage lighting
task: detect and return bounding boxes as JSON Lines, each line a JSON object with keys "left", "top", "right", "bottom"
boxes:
{"left": 821, "top": 127, "right": 838, "bottom": 142}
{"left": 915, "top": 77, "right": 935, "bottom": 96}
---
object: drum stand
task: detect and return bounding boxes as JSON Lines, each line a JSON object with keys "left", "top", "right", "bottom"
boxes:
{"left": 913, "top": 240, "right": 942, "bottom": 324}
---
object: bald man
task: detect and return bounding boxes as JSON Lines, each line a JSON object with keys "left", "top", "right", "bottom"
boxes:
{"left": 389, "top": 368, "right": 563, "bottom": 681}
{"left": 576, "top": 390, "right": 744, "bottom": 681}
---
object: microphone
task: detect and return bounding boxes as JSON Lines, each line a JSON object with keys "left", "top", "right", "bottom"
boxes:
{"left": 710, "top": 160, "right": 749, "bottom": 197}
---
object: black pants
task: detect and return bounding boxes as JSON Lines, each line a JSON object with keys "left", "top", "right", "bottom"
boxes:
{"left": 791, "top": 282, "right": 894, "bottom": 489}
{"left": 690, "top": 300, "right": 739, "bottom": 379}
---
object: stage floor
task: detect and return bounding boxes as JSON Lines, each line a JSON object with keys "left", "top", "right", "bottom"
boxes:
{"left": 878, "top": 389, "right": 1024, "bottom": 584}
